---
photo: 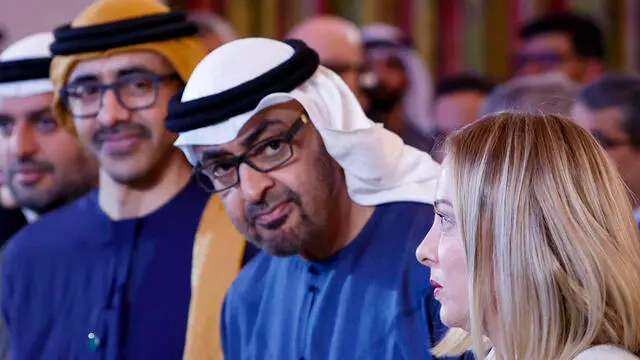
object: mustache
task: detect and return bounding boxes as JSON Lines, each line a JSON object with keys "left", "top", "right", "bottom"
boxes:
{"left": 245, "top": 187, "right": 302, "bottom": 226}
{"left": 7, "top": 157, "right": 54, "bottom": 175}
{"left": 92, "top": 122, "right": 151, "bottom": 145}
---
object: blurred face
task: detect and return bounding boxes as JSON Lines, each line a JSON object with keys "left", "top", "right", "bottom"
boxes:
{"left": 198, "top": 32, "right": 224, "bottom": 53}
{"left": 416, "top": 160, "right": 469, "bottom": 328}
{"left": 193, "top": 101, "right": 341, "bottom": 256}
{"left": 290, "top": 25, "right": 368, "bottom": 109}
{"left": 571, "top": 102, "right": 640, "bottom": 202}
{"left": 365, "top": 49, "right": 406, "bottom": 113}
{"left": 0, "top": 92, "right": 97, "bottom": 213}
{"left": 516, "top": 32, "right": 588, "bottom": 83}
{"left": 66, "top": 51, "right": 182, "bottom": 186}
{"left": 434, "top": 90, "right": 485, "bottom": 131}
{"left": 317, "top": 41, "right": 366, "bottom": 108}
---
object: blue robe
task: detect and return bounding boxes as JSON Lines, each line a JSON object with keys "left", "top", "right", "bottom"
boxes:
{"left": 222, "top": 201, "right": 465, "bottom": 360}
{"left": 2, "top": 180, "right": 254, "bottom": 359}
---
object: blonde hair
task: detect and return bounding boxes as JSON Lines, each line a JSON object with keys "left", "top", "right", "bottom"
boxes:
{"left": 433, "top": 112, "right": 640, "bottom": 359}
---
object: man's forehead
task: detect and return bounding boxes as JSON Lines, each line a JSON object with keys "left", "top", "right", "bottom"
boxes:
{"left": 521, "top": 32, "right": 572, "bottom": 53}
{"left": 301, "top": 33, "right": 363, "bottom": 65}
{"left": 0, "top": 92, "right": 53, "bottom": 114}
{"left": 246, "top": 100, "right": 301, "bottom": 123}
{"left": 367, "top": 48, "right": 397, "bottom": 60}
{"left": 193, "top": 101, "right": 304, "bottom": 156}
{"left": 573, "top": 103, "right": 624, "bottom": 130}
{"left": 589, "top": 107, "right": 624, "bottom": 129}
{"left": 69, "top": 50, "right": 173, "bottom": 81}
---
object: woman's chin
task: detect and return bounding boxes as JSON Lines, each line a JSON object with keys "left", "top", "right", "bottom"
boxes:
{"left": 440, "top": 305, "right": 469, "bottom": 329}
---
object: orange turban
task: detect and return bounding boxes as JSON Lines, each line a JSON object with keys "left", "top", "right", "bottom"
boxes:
{"left": 49, "top": 0, "right": 207, "bottom": 135}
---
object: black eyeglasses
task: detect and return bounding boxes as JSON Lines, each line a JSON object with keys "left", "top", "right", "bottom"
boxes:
{"left": 60, "top": 72, "right": 180, "bottom": 118}
{"left": 193, "top": 113, "right": 308, "bottom": 193}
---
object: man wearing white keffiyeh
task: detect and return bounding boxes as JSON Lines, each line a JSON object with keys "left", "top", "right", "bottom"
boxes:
{"left": 0, "top": 32, "right": 97, "bottom": 219}
{"left": 361, "top": 23, "right": 436, "bottom": 154}
{"left": 166, "top": 37, "right": 470, "bottom": 360}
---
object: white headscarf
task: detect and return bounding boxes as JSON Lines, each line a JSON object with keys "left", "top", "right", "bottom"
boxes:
{"left": 0, "top": 32, "right": 54, "bottom": 98}
{"left": 174, "top": 37, "right": 440, "bottom": 206}
{"left": 360, "top": 23, "right": 435, "bottom": 137}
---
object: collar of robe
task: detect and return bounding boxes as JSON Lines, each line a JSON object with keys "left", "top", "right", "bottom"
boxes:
{"left": 50, "top": 11, "right": 198, "bottom": 56}
{"left": 164, "top": 39, "right": 320, "bottom": 133}
{"left": 0, "top": 57, "right": 51, "bottom": 83}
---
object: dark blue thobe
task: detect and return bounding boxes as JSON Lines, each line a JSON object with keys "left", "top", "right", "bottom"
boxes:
{"left": 2, "top": 180, "right": 210, "bottom": 359}
{"left": 221, "top": 201, "right": 465, "bottom": 360}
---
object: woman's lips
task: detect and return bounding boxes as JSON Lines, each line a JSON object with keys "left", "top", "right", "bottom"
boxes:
{"left": 430, "top": 279, "right": 443, "bottom": 298}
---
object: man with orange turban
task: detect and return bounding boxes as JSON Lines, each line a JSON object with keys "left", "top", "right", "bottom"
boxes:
{"left": 1, "top": 0, "right": 255, "bottom": 358}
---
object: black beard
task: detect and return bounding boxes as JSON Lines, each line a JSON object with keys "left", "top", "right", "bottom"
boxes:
{"left": 364, "top": 88, "right": 404, "bottom": 118}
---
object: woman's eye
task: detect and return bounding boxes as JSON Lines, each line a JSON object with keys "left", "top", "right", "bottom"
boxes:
{"left": 437, "top": 213, "right": 453, "bottom": 230}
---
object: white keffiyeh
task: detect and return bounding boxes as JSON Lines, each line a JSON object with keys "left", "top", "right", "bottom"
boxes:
{"left": 0, "top": 32, "right": 54, "bottom": 98}
{"left": 174, "top": 37, "right": 440, "bottom": 205}
{"left": 361, "top": 23, "right": 435, "bottom": 137}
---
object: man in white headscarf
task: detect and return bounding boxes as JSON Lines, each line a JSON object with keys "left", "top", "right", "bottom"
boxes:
{"left": 361, "top": 23, "right": 435, "bottom": 153}
{"left": 1, "top": 2, "right": 255, "bottom": 359}
{"left": 0, "top": 33, "right": 98, "bottom": 225}
{"left": 0, "top": 31, "right": 98, "bottom": 360}
{"left": 166, "top": 38, "right": 469, "bottom": 359}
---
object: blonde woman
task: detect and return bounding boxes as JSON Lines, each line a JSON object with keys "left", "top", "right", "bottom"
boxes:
{"left": 416, "top": 112, "right": 640, "bottom": 360}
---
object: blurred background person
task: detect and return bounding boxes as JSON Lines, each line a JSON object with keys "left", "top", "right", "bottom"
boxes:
{"left": 0, "top": 30, "right": 98, "bottom": 360}
{"left": 0, "top": 32, "right": 97, "bottom": 236}
{"left": 571, "top": 74, "right": 640, "bottom": 226}
{"left": 0, "top": 33, "right": 97, "bottom": 222}
{"left": 188, "top": 10, "right": 239, "bottom": 53}
{"left": 431, "top": 72, "right": 494, "bottom": 162}
{"left": 361, "top": 23, "right": 435, "bottom": 152}
{"left": 418, "top": 112, "right": 640, "bottom": 359}
{"left": 286, "top": 15, "right": 370, "bottom": 109}
{"left": 437, "top": 71, "right": 580, "bottom": 165}
{"left": 515, "top": 11, "right": 605, "bottom": 84}
{"left": 480, "top": 72, "right": 580, "bottom": 116}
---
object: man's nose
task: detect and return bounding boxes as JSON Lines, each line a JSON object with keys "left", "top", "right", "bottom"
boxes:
{"left": 95, "top": 88, "right": 131, "bottom": 127}
{"left": 238, "top": 163, "right": 275, "bottom": 203}
{"left": 8, "top": 122, "right": 38, "bottom": 159}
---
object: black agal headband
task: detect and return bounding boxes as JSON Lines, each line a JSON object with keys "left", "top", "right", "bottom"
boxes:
{"left": 164, "top": 39, "right": 320, "bottom": 133}
{"left": 50, "top": 12, "right": 197, "bottom": 56}
{"left": 0, "top": 57, "right": 51, "bottom": 83}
